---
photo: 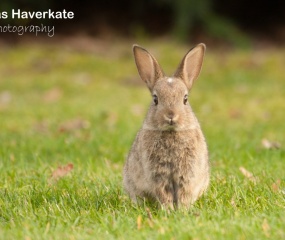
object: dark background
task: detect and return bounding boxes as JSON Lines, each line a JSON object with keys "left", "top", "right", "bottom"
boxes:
{"left": 1, "top": 0, "right": 285, "bottom": 46}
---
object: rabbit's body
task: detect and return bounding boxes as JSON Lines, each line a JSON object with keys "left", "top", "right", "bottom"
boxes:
{"left": 123, "top": 45, "right": 210, "bottom": 209}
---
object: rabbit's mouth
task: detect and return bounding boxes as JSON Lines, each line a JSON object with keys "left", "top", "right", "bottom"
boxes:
{"left": 168, "top": 118, "right": 175, "bottom": 126}
{"left": 161, "top": 121, "right": 177, "bottom": 131}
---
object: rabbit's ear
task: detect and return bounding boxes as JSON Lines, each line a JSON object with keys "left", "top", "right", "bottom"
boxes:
{"left": 174, "top": 43, "right": 206, "bottom": 89}
{"left": 133, "top": 45, "right": 164, "bottom": 90}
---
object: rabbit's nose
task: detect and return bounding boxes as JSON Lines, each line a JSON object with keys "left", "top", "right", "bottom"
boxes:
{"left": 167, "top": 111, "right": 174, "bottom": 119}
{"left": 164, "top": 112, "right": 179, "bottom": 125}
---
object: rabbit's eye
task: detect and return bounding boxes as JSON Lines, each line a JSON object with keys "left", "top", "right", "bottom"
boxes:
{"left": 153, "top": 95, "right": 158, "bottom": 105}
{"left": 183, "top": 95, "right": 188, "bottom": 105}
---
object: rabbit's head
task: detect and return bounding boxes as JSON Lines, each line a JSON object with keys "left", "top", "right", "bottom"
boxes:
{"left": 133, "top": 44, "right": 205, "bottom": 131}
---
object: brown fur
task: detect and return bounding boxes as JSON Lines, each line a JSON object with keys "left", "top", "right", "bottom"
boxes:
{"left": 123, "top": 44, "right": 210, "bottom": 209}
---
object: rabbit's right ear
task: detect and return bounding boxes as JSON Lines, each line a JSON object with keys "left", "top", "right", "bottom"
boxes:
{"left": 133, "top": 45, "right": 164, "bottom": 90}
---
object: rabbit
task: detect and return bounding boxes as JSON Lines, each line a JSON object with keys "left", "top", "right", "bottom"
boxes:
{"left": 123, "top": 44, "right": 210, "bottom": 209}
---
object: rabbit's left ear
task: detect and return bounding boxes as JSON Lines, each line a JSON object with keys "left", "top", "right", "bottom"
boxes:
{"left": 174, "top": 43, "right": 206, "bottom": 90}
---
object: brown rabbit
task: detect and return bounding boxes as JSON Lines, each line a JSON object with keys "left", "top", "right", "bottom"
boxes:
{"left": 123, "top": 44, "right": 210, "bottom": 209}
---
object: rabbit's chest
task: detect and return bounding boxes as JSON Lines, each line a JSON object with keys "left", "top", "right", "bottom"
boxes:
{"left": 143, "top": 131, "right": 198, "bottom": 179}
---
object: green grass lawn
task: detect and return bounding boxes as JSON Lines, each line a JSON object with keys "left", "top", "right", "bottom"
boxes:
{"left": 0, "top": 39, "right": 284, "bottom": 239}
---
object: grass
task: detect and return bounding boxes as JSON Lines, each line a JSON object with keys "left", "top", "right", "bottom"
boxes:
{"left": 0, "top": 38, "right": 284, "bottom": 239}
